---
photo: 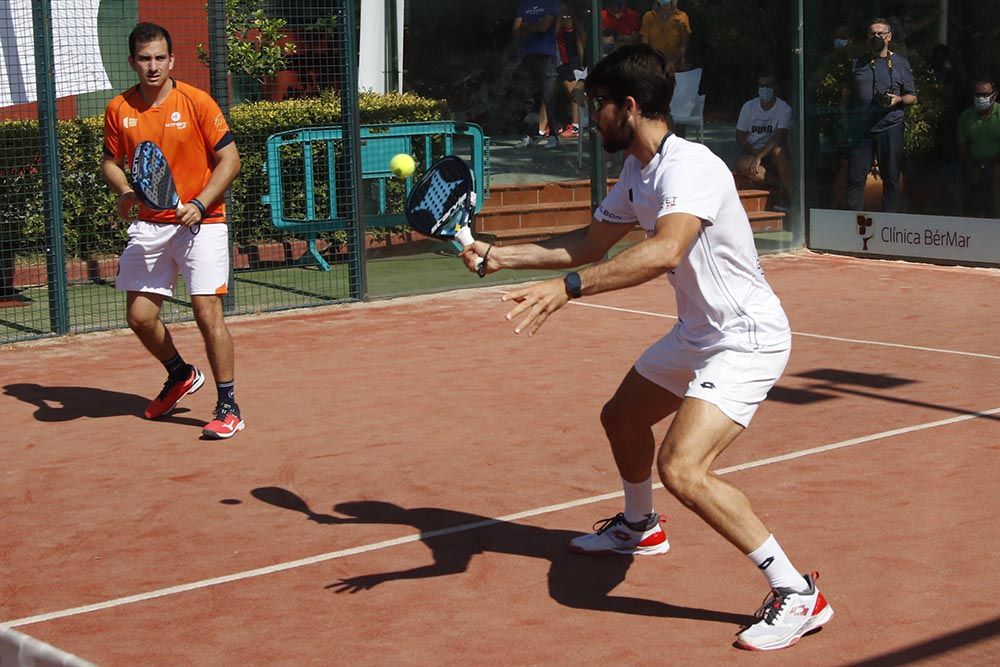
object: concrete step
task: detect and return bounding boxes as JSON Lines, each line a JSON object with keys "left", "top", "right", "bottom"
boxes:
{"left": 487, "top": 181, "right": 775, "bottom": 214}
{"left": 747, "top": 210, "right": 786, "bottom": 233}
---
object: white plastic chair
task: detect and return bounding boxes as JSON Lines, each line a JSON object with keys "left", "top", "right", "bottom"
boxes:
{"left": 670, "top": 68, "right": 705, "bottom": 143}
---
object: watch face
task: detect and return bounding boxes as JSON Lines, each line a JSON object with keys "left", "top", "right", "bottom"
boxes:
{"left": 564, "top": 272, "right": 582, "bottom": 298}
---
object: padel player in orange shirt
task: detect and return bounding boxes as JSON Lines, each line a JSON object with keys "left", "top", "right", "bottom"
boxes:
{"left": 102, "top": 22, "right": 244, "bottom": 439}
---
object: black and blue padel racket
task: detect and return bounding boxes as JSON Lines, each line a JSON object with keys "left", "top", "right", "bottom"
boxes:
{"left": 404, "top": 156, "right": 484, "bottom": 277}
{"left": 130, "top": 140, "right": 181, "bottom": 211}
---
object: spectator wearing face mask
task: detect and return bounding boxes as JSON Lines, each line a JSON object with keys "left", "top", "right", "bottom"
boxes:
{"left": 840, "top": 17, "right": 917, "bottom": 213}
{"left": 956, "top": 79, "right": 1000, "bottom": 217}
{"left": 640, "top": 0, "right": 691, "bottom": 71}
{"left": 832, "top": 25, "right": 852, "bottom": 51}
{"left": 735, "top": 71, "right": 794, "bottom": 208}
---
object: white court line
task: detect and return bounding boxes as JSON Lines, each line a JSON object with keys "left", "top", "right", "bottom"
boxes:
{"left": 4, "top": 407, "right": 998, "bottom": 630}
{"left": 566, "top": 300, "right": 1000, "bottom": 361}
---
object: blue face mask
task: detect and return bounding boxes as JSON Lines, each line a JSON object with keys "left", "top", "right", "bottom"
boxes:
{"left": 833, "top": 39, "right": 849, "bottom": 49}
{"left": 759, "top": 86, "right": 775, "bottom": 103}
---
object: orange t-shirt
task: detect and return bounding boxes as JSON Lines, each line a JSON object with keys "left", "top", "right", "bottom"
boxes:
{"left": 104, "top": 80, "right": 234, "bottom": 224}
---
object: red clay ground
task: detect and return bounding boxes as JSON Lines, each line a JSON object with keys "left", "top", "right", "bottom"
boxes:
{"left": 1, "top": 251, "right": 998, "bottom": 665}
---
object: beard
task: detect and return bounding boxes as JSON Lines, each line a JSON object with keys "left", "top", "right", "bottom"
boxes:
{"left": 600, "top": 115, "right": 633, "bottom": 153}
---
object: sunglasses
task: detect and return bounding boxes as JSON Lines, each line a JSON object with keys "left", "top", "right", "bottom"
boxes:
{"left": 589, "top": 95, "right": 619, "bottom": 111}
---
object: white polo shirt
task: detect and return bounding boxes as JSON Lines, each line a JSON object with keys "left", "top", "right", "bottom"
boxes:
{"left": 595, "top": 134, "right": 790, "bottom": 351}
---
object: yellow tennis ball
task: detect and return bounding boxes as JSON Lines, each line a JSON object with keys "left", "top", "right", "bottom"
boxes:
{"left": 390, "top": 153, "right": 416, "bottom": 178}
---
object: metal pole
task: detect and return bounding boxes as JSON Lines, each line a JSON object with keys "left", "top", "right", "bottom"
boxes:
{"left": 587, "top": 0, "right": 606, "bottom": 211}
{"left": 384, "top": 0, "right": 397, "bottom": 93}
{"left": 207, "top": 0, "right": 237, "bottom": 313}
{"left": 342, "top": 0, "right": 368, "bottom": 299}
{"left": 33, "top": 0, "right": 69, "bottom": 334}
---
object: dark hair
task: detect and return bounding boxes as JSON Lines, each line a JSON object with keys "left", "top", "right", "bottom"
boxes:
{"left": 867, "top": 17, "right": 892, "bottom": 31}
{"left": 129, "top": 23, "right": 173, "bottom": 58}
{"left": 758, "top": 67, "right": 778, "bottom": 82}
{"left": 973, "top": 79, "right": 997, "bottom": 93}
{"left": 585, "top": 44, "right": 675, "bottom": 121}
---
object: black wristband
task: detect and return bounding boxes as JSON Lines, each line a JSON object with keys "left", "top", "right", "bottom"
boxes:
{"left": 189, "top": 198, "right": 206, "bottom": 217}
{"left": 477, "top": 244, "right": 493, "bottom": 278}
{"left": 563, "top": 271, "right": 583, "bottom": 299}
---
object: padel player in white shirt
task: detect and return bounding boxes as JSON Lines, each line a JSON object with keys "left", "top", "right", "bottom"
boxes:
{"left": 460, "top": 44, "right": 830, "bottom": 652}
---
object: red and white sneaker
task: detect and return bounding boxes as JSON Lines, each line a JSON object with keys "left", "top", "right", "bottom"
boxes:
{"left": 558, "top": 123, "right": 580, "bottom": 138}
{"left": 569, "top": 513, "right": 669, "bottom": 556}
{"left": 735, "top": 572, "right": 833, "bottom": 651}
{"left": 144, "top": 366, "right": 205, "bottom": 419}
{"left": 202, "top": 402, "right": 244, "bottom": 439}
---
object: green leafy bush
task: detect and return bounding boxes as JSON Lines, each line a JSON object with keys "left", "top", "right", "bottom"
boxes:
{"left": 0, "top": 91, "right": 447, "bottom": 259}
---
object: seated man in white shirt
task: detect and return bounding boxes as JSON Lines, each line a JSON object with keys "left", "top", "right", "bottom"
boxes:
{"left": 735, "top": 70, "right": 793, "bottom": 207}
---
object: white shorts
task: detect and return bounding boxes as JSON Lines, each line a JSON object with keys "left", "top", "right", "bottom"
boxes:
{"left": 116, "top": 221, "right": 230, "bottom": 297}
{"left": 634, "top": 328, "right": 791, "bottom": 427}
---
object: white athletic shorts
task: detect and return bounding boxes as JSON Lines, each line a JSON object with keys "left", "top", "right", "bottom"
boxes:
{"left": 116, "top": 221, "right": 230, "bottom": 297}
{"left": 634, "top": 327, "right": 791, "bottom": 427}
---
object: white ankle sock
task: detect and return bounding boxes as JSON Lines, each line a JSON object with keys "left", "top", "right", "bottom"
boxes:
{"left": 621, "top": 476, "right": 654, "bottom": 524}
{"left": 746, "top": 534, "right": 806, "bottom": 591}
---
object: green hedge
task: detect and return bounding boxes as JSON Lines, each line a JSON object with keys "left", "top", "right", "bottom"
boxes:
{"left": 0, "top": 90, "right": 447, "bottom": 259}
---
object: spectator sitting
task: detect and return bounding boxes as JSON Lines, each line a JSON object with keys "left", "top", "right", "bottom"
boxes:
{"left": 601, "top": 0, "right": 641, "bottom": 55}
{"left": 640, "top": 0, "right": 691, "bottom": 72}
{"left": 956, "top": 78, "right": 1000, "bottom": 217}
{"left": 735, "top": 70, "right": 794, "bottom": 207}
{"left": 546, "top": 3, "right": 586, "bottom": 138}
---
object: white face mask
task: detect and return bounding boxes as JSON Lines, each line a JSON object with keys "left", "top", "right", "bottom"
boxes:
{"left": 759, "top": 86, "right": 775, "bottom": 103}
{"left": 973, "top": 94, "right": 995, "bottom": 113}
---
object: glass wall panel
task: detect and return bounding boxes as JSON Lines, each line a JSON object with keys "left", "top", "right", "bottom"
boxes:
{"left": 804, "top": 0, "right": 1000, "bottom": 225}
{"left": 403, "top": 0, "right": 806, "bottom": 261}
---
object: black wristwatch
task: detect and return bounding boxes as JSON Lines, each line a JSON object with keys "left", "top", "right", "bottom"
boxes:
{"left": 563, "top": 271, "right": 582, "bottom": 299}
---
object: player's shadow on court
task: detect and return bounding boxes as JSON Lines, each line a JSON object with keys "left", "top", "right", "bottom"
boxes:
{"left": 3, "top": 382, "right": 200, "bottom": 425}
{"left": 251, "top": 487, "right": 754, "bottom": 626}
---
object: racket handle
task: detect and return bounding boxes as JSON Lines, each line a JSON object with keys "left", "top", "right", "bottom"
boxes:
{"left": 454, "top": 225, "right": 486, "bottom": 278}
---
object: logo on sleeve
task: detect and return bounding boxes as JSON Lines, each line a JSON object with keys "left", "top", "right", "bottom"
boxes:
{"left": 597, "top": 206, "right": 625, "bottom": 221}
{"left": 213, "top": 113, "right": 229, "bottom": 131}
{"left": 660, "top": 195, "right": 678, "bottom": 210}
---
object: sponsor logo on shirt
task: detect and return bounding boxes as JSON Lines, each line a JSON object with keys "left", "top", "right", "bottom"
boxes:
{"left": 123, "top": 117, "right": 137, "bottom": 128}
{"left": 213, "top": 113, "right": 228, "bottom": 131}
{"left": 166, "top": 111, "right": 187, "bottom": 129}
{"left": 751, "top": 123, "right": 775, "bottom": 134}
{"left": 660, "top": 195, "right": 678, "bottom": 209}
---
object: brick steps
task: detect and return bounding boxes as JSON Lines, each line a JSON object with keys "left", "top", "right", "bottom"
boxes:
{"left": 476, "top": 180, "right": 785, "bottom": 245}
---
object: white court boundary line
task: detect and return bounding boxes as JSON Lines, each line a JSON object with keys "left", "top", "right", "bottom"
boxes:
{"left": 564, "top": 300, "right": 1000, "bottom": 361}
{"left": 4, "top": 407, "right": 998, "bottom": 630}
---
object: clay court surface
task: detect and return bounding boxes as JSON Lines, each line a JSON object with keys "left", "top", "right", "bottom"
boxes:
{"left": 2, "top": 251, "right": 998, "bottom": 665}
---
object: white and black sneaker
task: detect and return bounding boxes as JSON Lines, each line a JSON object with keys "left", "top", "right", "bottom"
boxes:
{"left": 735, "top": 572, "right": 833, "bottom": 651}
{"left": 569, "top": 512, "right": 669, "bottom": 556}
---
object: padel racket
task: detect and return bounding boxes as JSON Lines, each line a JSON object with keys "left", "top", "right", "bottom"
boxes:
{"left": 130, "top": 140, "right": 181, "bottom": 211}
{"left": 404, "top": 155, "right": 485, "bottom": 277}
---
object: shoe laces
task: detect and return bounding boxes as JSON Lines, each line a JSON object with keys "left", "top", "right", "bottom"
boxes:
{"left": 753, "top": 589, "right": 791, "bottom": 625}
{"left": 212, "top": 401, "right": 239, "bottom": 421}
{"left": 591, "top": 513, "right": 629, "bottom": 534}
{"left": 156, "top": 371, "right": 186, "bottom": 400}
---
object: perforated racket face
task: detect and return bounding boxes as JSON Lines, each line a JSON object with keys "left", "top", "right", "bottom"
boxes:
{"left": 130, "top": 140, "right": 179, "bottom": 210}
{"left": 404, "top": 156, "right": 476, "bottom": 240}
